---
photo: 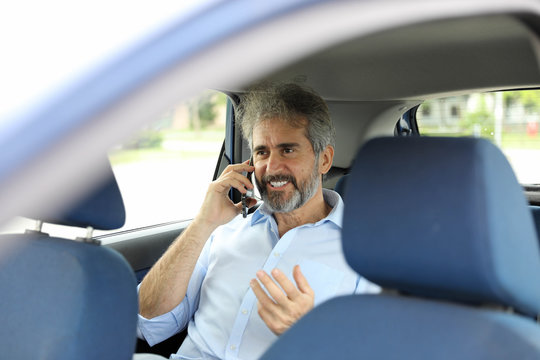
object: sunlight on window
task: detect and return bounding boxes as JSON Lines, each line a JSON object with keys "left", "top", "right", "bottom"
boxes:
{"left": 0, "top": 90, "right": 227, "bottom": 237}
{"left": 417, "top": 90, "right": 540, "bottom": 184}
{"left": 106, "top": 90, "right": 226, "bottom": 233}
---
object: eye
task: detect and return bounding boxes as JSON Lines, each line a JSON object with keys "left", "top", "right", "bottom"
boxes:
{"left": 283, "top": 148, "right": 294, "bottom": 154}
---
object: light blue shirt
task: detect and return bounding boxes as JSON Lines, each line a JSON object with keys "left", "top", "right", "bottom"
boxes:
{"left": 137, "top": 189, "right": 378, "bottom": 360}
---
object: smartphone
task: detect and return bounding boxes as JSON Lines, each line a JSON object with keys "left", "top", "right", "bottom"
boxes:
{"left": 241, "top": 157, "right": 254, "bottom": 218}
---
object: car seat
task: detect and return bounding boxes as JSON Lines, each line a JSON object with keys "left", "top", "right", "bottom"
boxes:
{"left": 261, "top": 136, "right": 540, "bottom": 360}
{"left": 334, "top": 173, "right": 349, "bottom": 199}
{"left": 530, "top": 206, "right": 540, "bottom": 238}
{"left": 0, "top": 159, "right": 138, "bottom": 360}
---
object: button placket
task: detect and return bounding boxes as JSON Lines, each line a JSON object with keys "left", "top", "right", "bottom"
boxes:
{"left": 225, "top": 223, "right": 296, "bottom": 360}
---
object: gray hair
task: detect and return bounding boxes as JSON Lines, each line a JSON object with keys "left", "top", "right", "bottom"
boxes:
{"left": 237, "top": 83, "right": 335, "bottom": 155}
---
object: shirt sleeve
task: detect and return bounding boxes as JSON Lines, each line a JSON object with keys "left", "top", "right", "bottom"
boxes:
{"left": 137, "top": 238, "right": 212, "bottom": 346}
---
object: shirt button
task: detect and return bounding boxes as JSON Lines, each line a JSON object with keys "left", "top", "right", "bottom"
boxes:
{"left": 230, "top": 345, "right": 237, "bottom": 351}
{"left": 241, "top": 309, "right": 248, "bottom": 315}
{"left": 274, "top": 252, "right": 280, "bottom": 257}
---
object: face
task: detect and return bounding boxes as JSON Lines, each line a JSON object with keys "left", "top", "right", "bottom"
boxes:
{"left": 251, "top": 117, "right": 321, "bottom": 213}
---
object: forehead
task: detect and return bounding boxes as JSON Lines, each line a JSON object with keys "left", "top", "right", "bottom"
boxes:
{"left": 252, "top": 117, "right": 310, "bottom": 147}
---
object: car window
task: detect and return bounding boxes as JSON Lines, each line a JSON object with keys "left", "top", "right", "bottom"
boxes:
{"left": 0, "top": 90, "right": 227, "bottom": 237}
{"left": 416, "top": 89, "right": 540, "bottom": 185}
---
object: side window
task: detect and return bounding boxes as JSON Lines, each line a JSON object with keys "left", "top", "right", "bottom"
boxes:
{"left": 106, "top": 90, "right": 226, "bottom": 234}
{"left": 0, "top": 90, "right": 227, "bottom": 237}
{"left": 417, "top": 90, "right": 540, "bottom": 184}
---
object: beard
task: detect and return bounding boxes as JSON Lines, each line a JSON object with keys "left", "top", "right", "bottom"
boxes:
{"left": 255, "top": 160, "right": 320, "bottom": 214}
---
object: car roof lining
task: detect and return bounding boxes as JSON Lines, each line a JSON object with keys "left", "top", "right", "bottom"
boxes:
{"left": 255, "top": 14, "right": 540, "bottom": 101}
{"left": 227, "top": 14, "right": 540, "bottom": 169}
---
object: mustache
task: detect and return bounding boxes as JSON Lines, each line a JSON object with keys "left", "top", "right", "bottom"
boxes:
{"left": 260, "top": 174, "right": 298, "bottom": 190}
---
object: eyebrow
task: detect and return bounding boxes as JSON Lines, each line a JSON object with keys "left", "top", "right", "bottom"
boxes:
{"left": 253, "top": 142, "right": 300, "bottom": 152}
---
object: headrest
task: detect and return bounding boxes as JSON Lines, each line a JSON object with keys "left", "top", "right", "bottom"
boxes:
{"left": 36, "top": 160, "right": 125, "bottom": 231}
{"left": 334, "top": 174, "right": 349, "bottom": 199}
{"left": 343, "top": 137, "right": 540, "bottom": 316}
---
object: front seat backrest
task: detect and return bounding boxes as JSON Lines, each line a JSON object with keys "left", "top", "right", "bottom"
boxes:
{"left": 0, "top": 160, "right": 138, "bottom": 360}
{"left": 261, "top": 137, "right": 540, "bottom": 360}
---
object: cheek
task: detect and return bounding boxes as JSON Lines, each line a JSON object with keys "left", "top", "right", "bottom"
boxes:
{"left": 294, "top": 167, "right": 314, "bottom": 184}
{"left": 254, "top": 164, "right": 263, "bottom": 179}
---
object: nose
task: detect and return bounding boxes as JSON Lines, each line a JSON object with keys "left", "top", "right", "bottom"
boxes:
{"left": 265, "top": 151, "right": 285, "bottom": 174}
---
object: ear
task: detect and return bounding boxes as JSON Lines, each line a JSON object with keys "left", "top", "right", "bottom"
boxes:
{"left": 318, "top": 145, "right": 334, "bottom": 175}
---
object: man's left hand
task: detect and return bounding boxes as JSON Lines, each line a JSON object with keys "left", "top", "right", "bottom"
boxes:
{"left": 250, "top": 265, "right": 314, "bottom": 336}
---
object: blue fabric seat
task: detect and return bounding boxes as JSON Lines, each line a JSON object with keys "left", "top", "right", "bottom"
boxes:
{"left": 0, "top": 161, "right": 138, "bottom": 360}
{"left": 334, "top": 173, "right": 349, "bottom": 199}
{"left": 531, "top": 206, "right": 540, "bottom": 237}
{"left": 261, "top": 137, "right": 540, "bottom": 360}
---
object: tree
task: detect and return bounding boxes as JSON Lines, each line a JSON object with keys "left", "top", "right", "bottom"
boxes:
{"left": 189, "top": 90, "right": 224, "bottom": 130}
{"left": 504, "top": 90, "right": 540, "bottom": 113}
{"left": 460, "top": 94, "right": 494, "bottom": 139}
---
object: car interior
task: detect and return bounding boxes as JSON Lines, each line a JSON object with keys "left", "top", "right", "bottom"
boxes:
{"left": 4, "top": 3, "right": 540, "bottom": 359}
{"left": 110, "top": 12, "right": 540, "bottom": 358}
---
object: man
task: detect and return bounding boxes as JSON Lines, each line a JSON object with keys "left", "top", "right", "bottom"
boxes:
{"left": 136, "top": 83, "right": 376, "bottom": 360}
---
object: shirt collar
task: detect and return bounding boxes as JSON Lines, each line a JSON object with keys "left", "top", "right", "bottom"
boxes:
{"left": 250, "top": 188, "right": 344, "bottom": 228}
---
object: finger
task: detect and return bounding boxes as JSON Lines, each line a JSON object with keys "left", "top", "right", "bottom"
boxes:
{"left": 250, "top": 278, "right": 277, "bottom": 309}
{"left": 256, "top": 301, "right": 288, "bottom": 336}
{"left": 293, "top": 265, "right": 314, "bottom": 296}
{"left": 214, "top": 173, "right": 253, "bottom": 194}
{"left": 221, "top": 161, "right": 255, "bottom": 175}
{"left": 229, "top": 170, "right": 254, "bottom": 191}
{"left": 255, "top": 301, "right": 278, "bottom": 334}
{"left": 256, "top": 270, "right": 288, "bottom": 304}
{"left": 270, "top": 268, "right": 301, "bottom": 301}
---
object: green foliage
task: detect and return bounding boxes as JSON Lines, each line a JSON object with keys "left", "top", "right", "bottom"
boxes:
{"left": 504, "top": 90, "right": 540, "bottom": 112}
{"left": 190, "top": 91, "right": 227, "bottom": 130}
{"left": 198, "top": 92, "right": 218, "bottom": 128}
{"left": 420, "top": 102, "right": 431, "bottom": 117}
{"left": 459, "top": 95, "right": 494, "bottom": 139}
{"left": 420, "top": 90, "right": 540, "bottom": 151}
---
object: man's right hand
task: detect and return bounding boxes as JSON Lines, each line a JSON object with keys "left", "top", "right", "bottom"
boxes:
{"left": 196, "top": 159, "right": 256, "bottom": 228}
{"left": 139, "top": 160, "right": 256, "bottom": 319}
